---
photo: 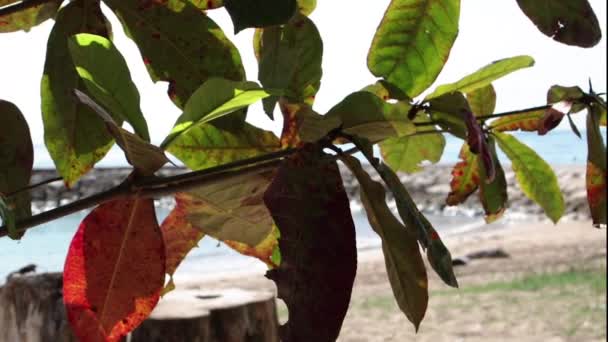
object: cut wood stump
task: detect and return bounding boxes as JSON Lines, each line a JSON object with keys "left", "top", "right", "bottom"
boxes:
{"left": 0, "top": 270, "right": 279, "bottom": 342}
{"left": 130, "top": 288, "right": 279, "bottom": 342}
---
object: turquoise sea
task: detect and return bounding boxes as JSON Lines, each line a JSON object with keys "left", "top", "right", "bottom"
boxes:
{"left": 0, "top": 130, "right": 602, "bottom": 282}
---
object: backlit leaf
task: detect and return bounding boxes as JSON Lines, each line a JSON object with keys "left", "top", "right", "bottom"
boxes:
{"left": 381, "top": 113, "right": 446, "bottom": 173}
{"left": 585, "top": 104, "right": 607, "bottom": 226}
{"left": 224, "top": 0, "right": 297, "bottom": 33}
{"left": 494, "top": 132, "right": 565, "bottom": 223}
{"left": 516, "top": 0, "right": 602, "bottom": 48}
{"left": 368, "top": 0, "right": 460, "bottom": 98}
{"left": 426, "top": 56, "right": 534, "bottom": 100}
{"left": 341, "top": 154, "right": 427, "bottom": 330}
{"left": 427, "top": 92, "right": 470, "bottom": 139}
{"left": 446, "top": 143, "right": 479, "bottom": 206}
{"left": 255, "top": 14, "right": 323, "bottom": 116}
{"left": 0, "top": 0, "right": 61, "bottom": 33}
{"left": 224, "top": 224, "right": 281, "bottom": 268}
{"left": 173, "top": 168, "right": 276, "bottom": 246}
{"left": 68, "top": 33, "right": 150, "bottom": 141}
{"left": 166, "top": 122, "right": 280, "bottom": 171}
{"left": 361, "top": 80, "right": 409, "bottom": 101}
{"left": 297, "top": 0, "right": 316, "bottom": 15}
{"left": 74, "top": 90, "right": 168, "bottom": 176}
{"left": 467, "top": 84, "right": 496, "bottom": 116}
{"left": 105, "top": 0, "right": 245, "bottom": 108}
{"left": 0, "top": 100, "right": 33, "bottom": 240}
{"left": 41, "top": 0, "right": 114, "bottom": 187}
{"left": 478, "top": 137, "right": 507, "bottom": 223}
{"left": 160, "top": 202, "right": 205, "bottom": 294}
{"left": 188, "top": 0, "right": 223, "bottom": 9}
{"left": 376, "top": 162, "right": 458, "bottom": 288}
{"left": 326, "top": 92, "right": 416, "bottom": 143}
{"left": 278, "top": 100, "right": 334, "bottom": 146}
{"left": 265, "top": 145, "right": 357, "bottom": 341}
{"left": 161, "top": 78, "right": 270, "bottom": 148}
{"left": 547, "top": 85, "right": 586, "bottom": 113}
{"left": 63, "top": 198, "right": 165, "bottom": 342}
{"left": 489, "top": 109, "right": 545, "bottom": 132}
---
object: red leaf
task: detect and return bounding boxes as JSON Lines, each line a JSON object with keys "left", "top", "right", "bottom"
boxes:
{"left": 446, "top": 143, "right": 480, "bottom": 206}
{"left": 586, "top": 161, "right": 607, "bottom": 226}
{"left": 464, "top": 110, "right": 495, "bottom": 183}
{"left": 264, "top": 144, "right": 357, "bottom": 341}
{"left": 538, "top": 106, "right": 567, "bottom": 135}
{"left": 63, "top": 198, "right": 165, "bottom": 342}
{"left": 224, "top": 224, "right": 280, "bottom": 268}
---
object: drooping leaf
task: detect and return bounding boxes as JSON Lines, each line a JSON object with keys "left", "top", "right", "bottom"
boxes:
{"left": 464, "top": 110, "right": 495, "bottom": 182}
{"left": 427, "top": 92, "right": 470, "bottom": 139}
{"left": 160, "top": 202, "right": 205, "bottom": 294}
{"left": 224, "top": 0, "right": 297, "bottom": 33}
{"left": 105, "top": 0, "right": 245, "bottom": 108}
{"left": 467, "top": 84, "right": 496, "bottom": 116}
{"left": 367, "top": 0, "right": 461, "bottom": 98}
{"left": 297, "top": 0, "right": 316, "bottom": 15}
{"left": 585, "top": 104, "right": 607, "bottom": 226}
{"left": 255, "top": 13, "right": 323, "bottom": 117}
{"left": 265, "top": 145, "right": 357, "bottom": 341}
{"left": 381, "top": 113, "right": 446, "bottom": 173}
{"left": 0, "top": 0, "right": 61, "bottom": 33}
{"left": 376, "top": 162, "right": 458, "bottom": 288}
{"left": 41, "top": 0, "right": 114, "bottom": 187}
{"left": 166, "top": 122, "right": 280, "bottom": 170}
{"left": 516, "top": 0, "right": 602, "bottom": 48}
{"left": 340, "top": 154, "right": 427, "bottom": 330}
{"left": 74, "top": 90, "right": 168, "bottom": 176}
{"left": 68, "top": 33, "right": 150, "bottom": 141}
{"left": 489, "top": 109, "right": 545, "bottom": 132}
{"left": 0, "top": 100, "right": 33, "bottom": 239}
{"left": 63, "top": 198, "right": 165, "bottom": 342}
{"left": 426, "top": 55, "right": 535, "bottom": 100}
{"left": 161, "top": 78, "right": 270, "bottom": 148}
{"left": 478, "top": 137, "right": 507, "bottom": 223}
{"left": 538, "top": 107, "right": 566, "bottom": 136}
{"left": 278, "top": 100, "right": 334, "bottom": 146}
{"left": 547, "top": 85, "right": 587, "bottom": 113}
{"left": 494, "top": 132, "right": 565, "bottom": 223}
{"left": 172, "top": 168, "right": 276, "bottom": 246}
{"left": 224, "top": 224, "right": 281, "bottom": 268}
{"left": 325, "top": 92, "right": 416, "bottom": 143}
{"left": 446, "top": 143, "right": 479, "bottom": 206}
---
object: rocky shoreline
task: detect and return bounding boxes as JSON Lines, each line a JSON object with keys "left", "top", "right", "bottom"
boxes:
{"left": 29, "top": 164, "right": 590, "bottom": 221}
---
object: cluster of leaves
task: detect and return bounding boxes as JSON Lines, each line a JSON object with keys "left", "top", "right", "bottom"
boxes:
{"left": 0, "top": 0, "right": 606, "bottom": 340}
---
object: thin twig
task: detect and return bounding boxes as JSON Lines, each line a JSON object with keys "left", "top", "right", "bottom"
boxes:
{"left": 0, "top": 0, "right": 55, "bottom": 17}
{"left": 6, "top": 176, "right": 63, "bottom": 197}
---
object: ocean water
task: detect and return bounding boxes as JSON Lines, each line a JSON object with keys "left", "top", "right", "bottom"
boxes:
{"left": 0, "top": 130, "right": 601, "bottom": 282}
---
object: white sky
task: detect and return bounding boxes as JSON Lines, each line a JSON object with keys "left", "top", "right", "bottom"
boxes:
{"left": 1, "top": 0, "right": 606, "bottom": 167}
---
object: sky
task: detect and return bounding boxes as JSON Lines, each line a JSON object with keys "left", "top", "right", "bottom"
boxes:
{"left": 0, "top": 0, "right": 606, "bottom": 167}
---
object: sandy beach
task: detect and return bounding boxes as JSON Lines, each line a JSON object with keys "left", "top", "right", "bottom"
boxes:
{"left": 174, "top": 220, "right": 606, "bottom": 342}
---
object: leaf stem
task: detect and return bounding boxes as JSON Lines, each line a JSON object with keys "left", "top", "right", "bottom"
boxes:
{"left": 0, "top": 0, "right": 55, "bottom": 17}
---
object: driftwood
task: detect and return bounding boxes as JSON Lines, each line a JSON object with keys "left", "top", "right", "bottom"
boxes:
{"left": 0, "top": 270, "right": 278, "bottom": 342}
{"left": 452, "top": 248, "right": 511, "bottom": 266}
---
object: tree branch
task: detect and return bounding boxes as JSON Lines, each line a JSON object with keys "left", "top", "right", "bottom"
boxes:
{"left": 0, "top": 0, "right": 55, "bottom": 17}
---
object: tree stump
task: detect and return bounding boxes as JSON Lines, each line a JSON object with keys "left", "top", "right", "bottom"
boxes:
{"left": 0, "top": 272, "right": 76, "bottom": 342}
{"left": 0, "top": 271, "right": 278, "bottom": 342}
{"left": 130, "top": 288, "right": 279, "bottom": 342}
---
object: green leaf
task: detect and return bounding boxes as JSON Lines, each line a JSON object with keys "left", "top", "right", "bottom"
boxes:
{"left": 105, "top": 0, "right": 245, "bottom": 108}
{"left": 427, "top": 92, "right": 470, "bottom": 139}
{"left": 361, "top": 80, "right": 409, "bottom": 101}
{"left": 74, "top": 90, "right": 168, "bottom": 175}
{"left": 340, "top": 154, "right": 428, "bottom": 330}
{"left": 187, "top": 0, "right": 223, "bottom": 9}
{"left": 376, "top": 163, "right": 458, "bottom": 288}
{"left": 255, "top": 14, "right": 323, "bottom": 117}
{"left": 494, "top": 132, "right": 565, "bottom": 223}
{"left": 161, "top": 78, "right": 270, "bottom": 148}
{"left": 446, "top": 143, "right": 479, "bottom": 206}
{"left": 478, "top": 138, "right": 507, "bottom": 223}
{"left": 68, "top": 33, "right": 150, "bottom": 141}
{"left": 381, "top": 114, "right": 446, "bottom": 173}
{"left": 585, "top": 103, "right": 607, "bottom": 226}
{"left": 326, "top": 92, "right": 416, "bottom": 143}
{"left": 488, "top": 109, "right": 545, "bottom": 132}
{"left": 0, "top": 0, "right": 61, "bottom": 33}
{"left": 224, "top": 0, "right": 297, "bottom": 33}
{"left": 166, "top": 123, "right": 280, "bottom": 171}
{"left": 426, "top": 56, "right": 535, "bottom": 100}
{"left": 174, "top": 169, "right": 276, "bottom": 246}
{"left": 297, "top": 0, "right": 316, "bottom": 15}
{"left": 516, "top": 0, "right": 602, "bottom": 48}
{"left": 467, "top": 84, "right": 496, "bottom": 116}
{"left": 367, "top": 0, "right": 461, "bottom": 98}
{"left": 547, "top": 85, "right": 587, "bottom": 114}
{"left": 0, "top": 100, "right": 33, "bottom": 239}
{"left": 41, "top": 0, "right": 115, "bottom": 187}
